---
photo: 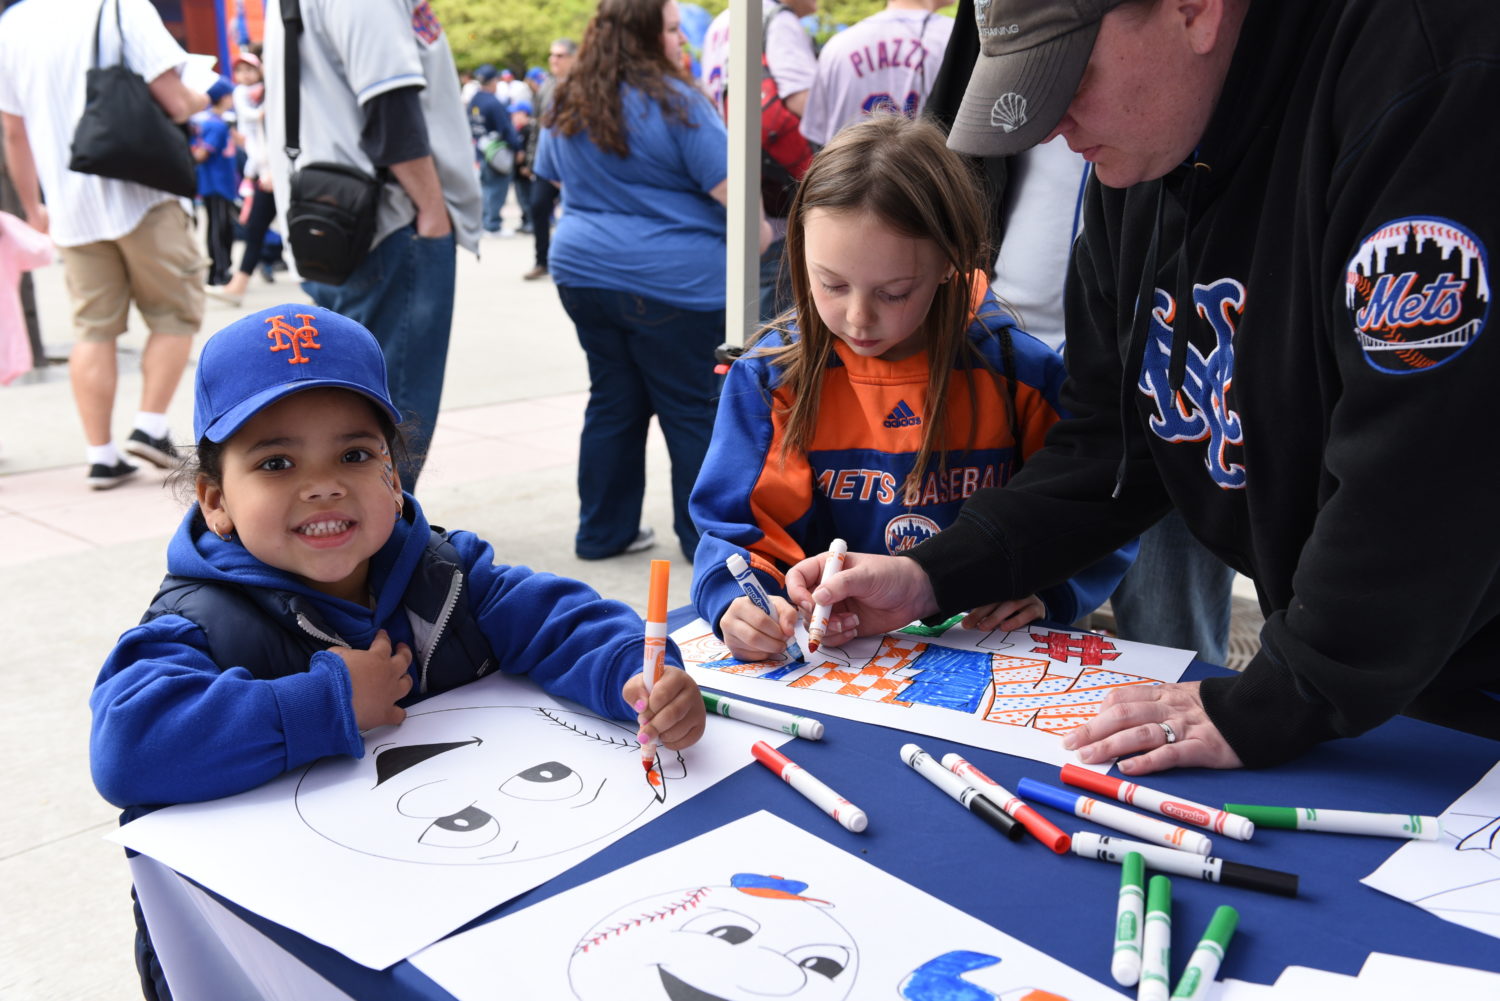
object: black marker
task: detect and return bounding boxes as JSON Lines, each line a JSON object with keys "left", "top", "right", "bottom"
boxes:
{"left": 1071, "top": 831, "right": 1299, "bottom": 898}
{"left": 900, "top": 743, "right": 1022, "bottom": 840}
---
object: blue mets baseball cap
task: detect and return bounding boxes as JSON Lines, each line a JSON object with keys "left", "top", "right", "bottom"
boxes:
{"left": 194, "top": 304, "right": 401, "bottom": 444}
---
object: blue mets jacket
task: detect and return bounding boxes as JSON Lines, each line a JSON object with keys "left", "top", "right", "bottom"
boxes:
{"left": 90, "top": 494, "right": 676, "bottom": 809}
{"left": 689, "top": 286, "right": 1133, "bottom": 637}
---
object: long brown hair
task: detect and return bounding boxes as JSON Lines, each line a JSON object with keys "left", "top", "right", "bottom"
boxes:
{"left": 758, "top": 113, "right": 1000, "bottom": 503}
{"left": 547, "top": 0, "right": 700, "bottom": 157}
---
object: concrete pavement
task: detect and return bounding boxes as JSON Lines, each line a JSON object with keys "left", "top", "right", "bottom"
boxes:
{"left": 0, "top": 202, "right": 695, "bottom": 1000}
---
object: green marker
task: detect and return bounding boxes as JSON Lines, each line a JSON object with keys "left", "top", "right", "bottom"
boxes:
{"left": 1139, "top": 875, "right": 1172, "bottom": 1001}
{"left": 1171, "top": 905, "right": 1239, "bottom": 1000}
{"left": 1112, "top": 851, "right": 1146, "bottom": 986}
{"left": 701, "top": 691, "right": 824, "bottom": 739}
{"left": 1224, "top": 803, "right": 1440, "bottom": 840}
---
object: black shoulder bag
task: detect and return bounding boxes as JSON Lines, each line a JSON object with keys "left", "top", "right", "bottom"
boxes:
{"left": 68, "top": 0, "right": 197, "bottom": 198}
{"left": 281, "top": 0, "right": 381, "bottom": 286}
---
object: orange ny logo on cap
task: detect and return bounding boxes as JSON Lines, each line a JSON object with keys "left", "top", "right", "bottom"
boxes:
{"left": 265, "top": 313, "right": 322, "bottom": 365}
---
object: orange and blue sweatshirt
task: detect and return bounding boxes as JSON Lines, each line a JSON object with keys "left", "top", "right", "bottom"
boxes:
{"left": 689, "top": 287, "right": 1133, "bottom": 636}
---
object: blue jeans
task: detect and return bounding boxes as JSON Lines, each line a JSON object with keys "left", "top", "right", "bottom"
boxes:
{"left": 513, "top": 174, "right": 535, "bottom": 230}
{"left": 758, "top": 237, "right": 793, "bottom": 324}
{"left": 1110, "top": 508, "right": 1234, "bottom": 664}
{"left": 531, "top": 180, "right": 559, "bottom": 268}
{"left": 479, "top": 161, "right": 511, "bottom": 232}
{"left": 556, "top": 285, "right": 724, "bottom": 560}
{"left": 302, "top": 224, "right": 456, "bottom": 488}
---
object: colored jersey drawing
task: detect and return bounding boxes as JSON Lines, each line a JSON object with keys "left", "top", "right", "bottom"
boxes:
{"left": 673, "top": 618, "right": 1194, "bottom": 768}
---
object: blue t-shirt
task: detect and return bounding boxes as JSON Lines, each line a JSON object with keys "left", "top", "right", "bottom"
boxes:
{"left": 534, "top": 78, "right": 728, "bottom": 311}
{"left": 192, "top": 111, "right": 239, "bottom": 202}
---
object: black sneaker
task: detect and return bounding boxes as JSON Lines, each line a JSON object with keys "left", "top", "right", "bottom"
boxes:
{"left": 124, "top": 429, "right": 179, "bottom": 469}
{"left": 88, "top": 458, "right": 139, "bottom": 490}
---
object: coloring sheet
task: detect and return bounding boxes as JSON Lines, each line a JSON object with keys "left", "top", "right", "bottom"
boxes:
{"left": 110, "top": 671, "right": 787, "bottom": 970}
{"left": 1362, "top": 758, "right": 1500, "bottom": 939}
{"left": 411, "top": 809, "right": 1127, "bottom": 1001}
{"left": 674, "top": 616, "right": 1193, "bottom": 768}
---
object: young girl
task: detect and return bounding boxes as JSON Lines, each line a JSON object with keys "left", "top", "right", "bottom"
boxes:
{"left": 689, "top": 114, "right": 1132, "bottom": 662}
{"left": 90, "top": 305, "right": 704, "bottom": 993}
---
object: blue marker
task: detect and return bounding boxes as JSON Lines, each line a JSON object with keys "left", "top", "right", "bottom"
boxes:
{"left": 1017, "top": 777, "right": 1212, "bottom": 855}
{"left": 726, "top": 554, "right": 803, "bottom": 662}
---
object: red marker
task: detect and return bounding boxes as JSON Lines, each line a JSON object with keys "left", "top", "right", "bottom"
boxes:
{"left": 942, "top": 753, "right": 1071, "bottom": 853}
{"left": 1060, "top": 764, "right": 1254, "bottom": 841}
{"left": 752, "top": 740, "right": 867, "bottom": 833}
{"left": 639, "top": 561, "right": 671, "bottom": 785}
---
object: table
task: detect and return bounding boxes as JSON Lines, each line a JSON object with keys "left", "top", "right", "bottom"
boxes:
{"left": 155, "top": 624, "right": 1500, "bottom": 1000}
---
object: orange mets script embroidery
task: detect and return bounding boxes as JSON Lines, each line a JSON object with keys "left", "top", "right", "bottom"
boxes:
{"left": 266, "top": 314, "right": 322, "bottom": 364}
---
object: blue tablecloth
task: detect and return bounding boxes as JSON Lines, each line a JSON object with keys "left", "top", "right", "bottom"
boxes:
{"left": 216, "top": 620, "right": 1500, "bottom": 999}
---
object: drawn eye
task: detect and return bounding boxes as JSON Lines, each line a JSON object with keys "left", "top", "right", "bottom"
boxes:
{"left": 787, "top": 945, "right": 849, "bottom": 980}
{"left": 680, "top": 909, "right": 760, "bottom": 943}
{"left": 499, "top": 760, "right": 583, "bottom": 801}
{"left": 419, "top": 804, "right": 499, "bottom": 848}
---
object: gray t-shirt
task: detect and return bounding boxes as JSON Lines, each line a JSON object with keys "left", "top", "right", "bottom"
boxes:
{"left": 263, "top": 0, "right": 481, "bottom": 253}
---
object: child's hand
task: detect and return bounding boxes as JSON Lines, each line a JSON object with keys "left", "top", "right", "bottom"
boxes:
{"left": 624, "top": 666, "right": 705, "bottom": 751}
{"left": 961, "top": 595, "right": 1047, "bottom": 633}
{"left": 720, "top": 595, "right": 799, "bottom": 662}
{"left": 332, "top": 630, "right": 413, "bottom": 731}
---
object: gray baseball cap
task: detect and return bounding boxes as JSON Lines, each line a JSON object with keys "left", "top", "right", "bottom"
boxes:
{"left": 948, "top": 0, "right": 1128, "bottom": 158}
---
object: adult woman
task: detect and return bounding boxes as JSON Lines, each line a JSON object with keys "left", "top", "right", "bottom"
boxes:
{"left": 534, "top": 0, "right": 765, "bottom": 561}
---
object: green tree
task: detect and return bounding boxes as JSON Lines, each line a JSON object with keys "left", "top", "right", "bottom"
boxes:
{"left": 430, "top": 0, "right": 950, "bottom": 76}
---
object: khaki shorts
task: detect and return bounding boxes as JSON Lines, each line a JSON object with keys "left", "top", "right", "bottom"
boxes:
{"left": 58, "top": 200, "right": 207, "bottom": 342}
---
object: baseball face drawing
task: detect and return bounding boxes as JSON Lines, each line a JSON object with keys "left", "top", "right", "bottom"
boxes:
{"left": 567, "top": 874, "right": 858, "bottom": 1001}
{"left": 294, "top": 705, "right": 683, "bottom": 864}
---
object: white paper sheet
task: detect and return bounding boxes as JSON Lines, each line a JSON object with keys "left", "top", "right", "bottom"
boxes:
{"left": 110, "top": 672, "right": 788, "bottom": 969}
{"left": 675, "top": 617, "right": 1192, "bottom": 768}
{"left": 411, "top": 810, "right": 1129, "bottom": 1000}
{"left": 1361, "top": 758, "right": 1500, "bottom": 940}
{"left": 1357, "top": 951, "right": 1500, "bottom": 996}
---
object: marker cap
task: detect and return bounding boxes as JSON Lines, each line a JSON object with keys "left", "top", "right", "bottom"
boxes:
{"left": 1122, "top": 850, "right": 1145, "bottom": 887}
{"left": 1146, "top": 873, "right": 1171, "bottom": 913}
{"left": 647, "top": 560, "right": 671, "bottom": 621}
{"left": 1223, "top": 803, "right": 1298, "bottom": 829}
{"left": 1201, "top": 905, "right": 1239, "bottom": 950}
{"left": 726, "top": 553, "right": 750, "bottom": 576}
{"left": 1015, "top": 776, "right": 1079, "bottom": 814}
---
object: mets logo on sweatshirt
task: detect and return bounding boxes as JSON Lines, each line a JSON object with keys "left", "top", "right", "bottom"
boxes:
{"left": 1345, "top": 216, "right": 1488, "bottom": 374}
{"left": 885, "top": 514, "right": 940, "bottom": 554}
{"left": 1138, "top": 279, "right": 1246, "bottom": 490}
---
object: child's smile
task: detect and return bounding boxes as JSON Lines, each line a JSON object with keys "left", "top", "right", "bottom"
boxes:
{"left": 198, "top": 388, "right": 403, "bottom": 604}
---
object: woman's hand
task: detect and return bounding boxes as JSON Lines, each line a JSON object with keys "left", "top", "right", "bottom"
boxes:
{"left": 961, "top": 595, "right": 1047, "bottom": 633}
{"left": 1061, "top": 681, "right": 1242, "bottom": 776}
{"left": 784, "top": 551, "right": 939, "bottom": 646}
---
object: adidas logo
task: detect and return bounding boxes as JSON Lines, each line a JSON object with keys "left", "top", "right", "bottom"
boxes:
{"left": 883, "top": 400, "right": 922, "bottom": 428}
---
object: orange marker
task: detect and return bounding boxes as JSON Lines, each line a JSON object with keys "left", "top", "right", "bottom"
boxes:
{"left": 639, "top": 560, "right": 671, "bottom": 782}
{"left": 942, "top": 753, "right": 1072, "bottom": 854}
{"left": 804, "top": 539, "right": 847, "bottom": 652}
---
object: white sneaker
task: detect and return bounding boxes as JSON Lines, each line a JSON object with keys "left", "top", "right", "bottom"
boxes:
{"left": 622, "top": 527, "right": 656, "bottom": 553}
{"left": 497, "top": 226, "right": 517, "bottom": 239}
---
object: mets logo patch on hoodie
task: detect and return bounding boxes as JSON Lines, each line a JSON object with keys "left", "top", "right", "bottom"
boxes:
{"left": 1345, "top": 216, "right": 1489, "bottom": 374}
